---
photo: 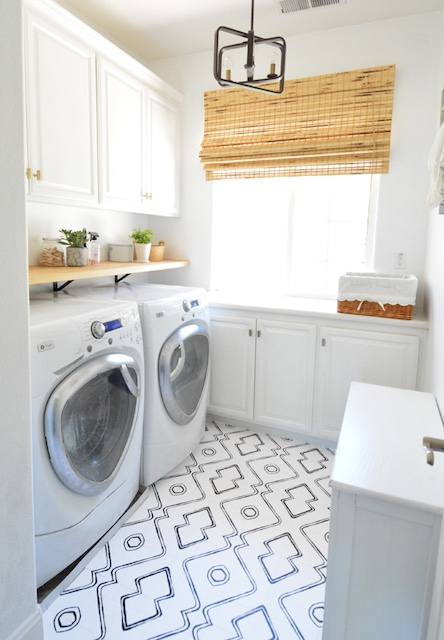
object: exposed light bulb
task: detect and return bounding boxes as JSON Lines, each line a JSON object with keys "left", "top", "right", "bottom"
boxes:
{"left": 268, "top": 51, "right": 279, "bottom": 79}
{"left": 223, "top": 56, "right": 232, "bottom": 81}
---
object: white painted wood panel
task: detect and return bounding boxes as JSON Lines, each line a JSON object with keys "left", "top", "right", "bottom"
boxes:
{"left": 254, "top": 319, "right": 315, "bottom": 432}
{"left": 208, "top": 315, "right": 256, "bottom": 420}
{"left": 25, "top": 13, "right": 97, "bottom": 203}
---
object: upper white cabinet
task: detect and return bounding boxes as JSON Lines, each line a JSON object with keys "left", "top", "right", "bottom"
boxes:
{"left": 98, "top": 58, "right": 146, "bottom": 211}
{"left": 24, "top": 12, "right": 98, "bottom": 204}
{"left": 98, "top": 59, "right": 181, "bottom": 215}
{"left": 147, "top": 93, "right": 180, "bottom": 217}
{"left": 24, "top": 0, "right": 182, "bottom": 216}
{"left": 209, "top": 314, "right": 316, "bottom": 434}
{"left": 314, "top": 326, "right": 419, "bottom": 439}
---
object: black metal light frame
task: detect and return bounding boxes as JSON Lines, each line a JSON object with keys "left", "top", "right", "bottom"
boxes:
{"left": 214, "top": 0, "right": 286, "bottom": 94}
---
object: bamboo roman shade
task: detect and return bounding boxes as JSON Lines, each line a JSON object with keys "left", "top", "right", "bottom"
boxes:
{"left": 200, "top": 65, "right": 396, "bottom": 180}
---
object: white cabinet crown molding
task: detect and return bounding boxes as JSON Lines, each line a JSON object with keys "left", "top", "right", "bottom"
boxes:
{"left": 23, "top": 0, "right": 183, "bottom": 105}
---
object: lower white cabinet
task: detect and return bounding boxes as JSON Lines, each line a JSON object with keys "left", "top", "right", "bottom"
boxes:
{"left": 314, "top": 326, "right": 419, "bottom": 439}
{"left": 209, "top": 306, "right": 425, "bottom": 441}
{"left": 209, "top": 315, "right": 316, "bottom": 433}
{"left": 323, "top": 383, "right": 444, "bottom": 640}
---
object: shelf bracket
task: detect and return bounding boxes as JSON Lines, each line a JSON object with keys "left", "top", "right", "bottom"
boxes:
{"left": 114, "top": 274, "right": 131, "bottom": 284}
{"left": 53, "top": 280, "right": 74, "bottom": 292}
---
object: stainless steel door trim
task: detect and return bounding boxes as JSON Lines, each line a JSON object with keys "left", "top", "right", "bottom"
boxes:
{"left": 44, "top": 353, "right": 141, "bottom": 496}
{"left": 158, "top": 321, "right": 210, "bottom": 426}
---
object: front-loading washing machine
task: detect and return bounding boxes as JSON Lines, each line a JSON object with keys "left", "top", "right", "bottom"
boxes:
{"left": 30, "top": 295, "right": 144, "bottom": 588}
{"left": 63, "top": 284, "right": 210, "bottom": 485}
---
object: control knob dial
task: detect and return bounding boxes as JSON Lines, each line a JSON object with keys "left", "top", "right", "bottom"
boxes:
{"left": 91, "top": 321, "right": 105, "bottom": 339}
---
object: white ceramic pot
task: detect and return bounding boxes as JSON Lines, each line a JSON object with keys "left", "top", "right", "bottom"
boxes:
{"left": 134, "top": 243, "right": 151, "bottom": 262}
{"left": 66, "top": 246, "right": 88, "bottom": 266}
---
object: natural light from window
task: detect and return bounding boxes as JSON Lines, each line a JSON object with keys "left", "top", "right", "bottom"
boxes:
{"left": 211, "top": 174, "right": 375, "bottom": 299}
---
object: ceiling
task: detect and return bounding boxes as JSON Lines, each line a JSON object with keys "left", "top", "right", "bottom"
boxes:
{"left": 53, "top": 0, "right": 444, "bottom": 63}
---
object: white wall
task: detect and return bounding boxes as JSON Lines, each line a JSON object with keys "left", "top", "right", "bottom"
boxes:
{"left": 148, "top": 13, "right": 441, "bottom": 309}
{"left": 423, "top": 9, "right": 444, "bottom": 415}
{"left": 0, "top": 1, "right": 43, "bottom": 639}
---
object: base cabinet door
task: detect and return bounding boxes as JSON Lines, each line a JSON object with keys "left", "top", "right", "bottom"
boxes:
{"left": 314, "top": 326, "right": 419, "bottom": 439}
{"left": 208, "top": 314, "right": 316, "bottom": 433}
{"left": 254, "top": 319, "right": 315, "bottom": 432}
{"left": 25, "top": 11, "right": 98, "bottom": 203}
{"left": 208, "top": 315, "right": 255, "bottom": 420}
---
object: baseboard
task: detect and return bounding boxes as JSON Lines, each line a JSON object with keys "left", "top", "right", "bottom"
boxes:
{"left": 206, "top": 413, "right": 336, "bottom": 449}
{"left": 6, "top": 609, "right": 43, "bottom": 640}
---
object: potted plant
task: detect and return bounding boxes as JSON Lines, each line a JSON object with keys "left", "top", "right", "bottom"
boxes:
{"left": 59, "top": 228, "right": 89, "bottom": 266}
{"left": 129, "top": 227, "right": 154, "bottom": 262}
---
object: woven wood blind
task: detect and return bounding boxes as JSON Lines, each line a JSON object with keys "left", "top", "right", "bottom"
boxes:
{"left": 200, "top": 65, "right": 396, "bottom": 180}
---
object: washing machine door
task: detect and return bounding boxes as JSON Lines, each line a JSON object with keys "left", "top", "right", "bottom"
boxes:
{"left": 45, "top": 353, "right": 141, "bottom": 496}
{"left": 158, "top": 321, "right": 210, "bottom": 426}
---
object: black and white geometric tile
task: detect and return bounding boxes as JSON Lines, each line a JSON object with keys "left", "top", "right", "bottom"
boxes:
{"left": 42, "top": 420, "right": 335, "bottom": 640}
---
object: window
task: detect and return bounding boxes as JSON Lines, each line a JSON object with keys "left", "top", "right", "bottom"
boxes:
{"left": 211, "top": 174, "right": 375, "bottom": 299}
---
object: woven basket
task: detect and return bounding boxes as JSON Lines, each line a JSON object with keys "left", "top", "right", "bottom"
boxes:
{"left": 337, "top": 299, "right": 413, "bottom": 320}
{"left": 149, "top": 241, "right": 166, "bottom": 262}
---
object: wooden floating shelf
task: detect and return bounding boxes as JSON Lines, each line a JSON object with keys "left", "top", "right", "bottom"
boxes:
{"left": 28, "top": 259, "right": 190, "bottom": 286}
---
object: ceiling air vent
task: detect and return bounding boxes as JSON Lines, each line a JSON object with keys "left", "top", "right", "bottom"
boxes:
{"left": 275, "top": 0, "right": 345, "bottom": 14}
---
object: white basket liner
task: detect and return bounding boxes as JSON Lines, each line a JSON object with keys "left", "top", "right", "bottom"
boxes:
{"left": 338, "top": 272, "right": 418, "bottom": 307}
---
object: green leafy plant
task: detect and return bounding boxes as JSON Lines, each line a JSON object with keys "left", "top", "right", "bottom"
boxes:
{"left": 59, "top": 228, "right": 88, "bottom": 248}
{"left": 129, "top": 227, "right": 154, "bottom": 244}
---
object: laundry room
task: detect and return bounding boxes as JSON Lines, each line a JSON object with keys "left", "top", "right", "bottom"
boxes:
{"left": 3, "top": 0, "right": 444, "bottom": 639}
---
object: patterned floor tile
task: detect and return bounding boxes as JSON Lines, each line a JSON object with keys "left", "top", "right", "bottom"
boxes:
{"left": 42, "top": 420, "right": 334, "bottom": 639}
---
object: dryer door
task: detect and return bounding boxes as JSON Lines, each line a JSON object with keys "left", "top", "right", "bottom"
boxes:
{"left": 45, "top": 353, "right": 141, "bottom": 496}
{"left": 158, "top": 321, "right": 210, "bottom": 426}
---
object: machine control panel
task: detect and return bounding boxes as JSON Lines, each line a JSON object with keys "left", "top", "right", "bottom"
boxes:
{"left": 86, "top": 305, "right": 139, "bottom": 342}
{"left": 182, "top": 298, "right": 200, "bottom": 313}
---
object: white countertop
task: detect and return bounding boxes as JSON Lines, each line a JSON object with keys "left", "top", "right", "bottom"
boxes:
{"left": 331, "top": 382, "right": 444, "bottom": 513}
{"left": 207, "top": 291, "right": 428, "bottom": 329}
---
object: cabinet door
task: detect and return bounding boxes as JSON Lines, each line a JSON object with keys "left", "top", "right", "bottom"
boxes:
{"left": 146, "top": 92, "right": 180, "bottom": 216}
{"left": 315, "top": 327, "right": 419, "bottom": 438}
{"left": 208, "top": 315, "right": 255, "bottom": 420}
{"left": 98, "top": 58, "right": 146, "bottom": 211}
{"left": 254, "top": 319, "right": 316, "bottom": 433}
{"left": 24, "top": 12, "right": 97, "bottom": 203}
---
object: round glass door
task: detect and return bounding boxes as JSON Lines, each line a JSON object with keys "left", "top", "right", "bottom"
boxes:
{"left": 44, "top": 353, "right": 141, "bottom": 495}
{"left": 159, "top": 322, "right": 210, "bottom": 426}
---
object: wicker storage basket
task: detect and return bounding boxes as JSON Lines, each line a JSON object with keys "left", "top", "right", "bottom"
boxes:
{"left": 337, "top": 299, "right": 413, "bottom": 320}
{"left": 337, "top": 272, "right": 417, "bottom": 320}
{"left": 149, "top": 241, "right": 166, "bottom": 262}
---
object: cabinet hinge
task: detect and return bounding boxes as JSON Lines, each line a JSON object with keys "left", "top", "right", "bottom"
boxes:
{"left": 322, "top": 338, "right": 326, "bottom": 347}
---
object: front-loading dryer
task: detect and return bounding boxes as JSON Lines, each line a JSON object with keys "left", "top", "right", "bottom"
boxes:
{"left": 29, "top": 296, "right": 144, "bottom": 588}
{"left": 63, "top": 284, "right": 210, "bottom": 485}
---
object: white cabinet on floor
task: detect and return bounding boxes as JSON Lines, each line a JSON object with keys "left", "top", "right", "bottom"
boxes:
{"left": 208, "top": 314, "right": 316, "bottom": 433}
{"left": 323, "top": 383, "right": 444, "bottom": 640}
{"left": 24, "top": 11, "right": 98, "bottom": 204}
{"left": 314, "top": 326, "right": 419, "bottom": 439}
{"left": 208, "top": 301, "right": 427, "bottom": 442}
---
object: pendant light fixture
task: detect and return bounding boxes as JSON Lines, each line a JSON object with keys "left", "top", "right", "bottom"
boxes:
{"left": 214, "top": 0, "right": 286, "bottom": 94}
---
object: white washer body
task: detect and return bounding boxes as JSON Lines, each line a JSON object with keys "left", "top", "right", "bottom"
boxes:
{"left": 30, "top": 296, "right": 144, "bottom": 587}
{"left": 63, "top": 284, "right": 210, "bottom": 485}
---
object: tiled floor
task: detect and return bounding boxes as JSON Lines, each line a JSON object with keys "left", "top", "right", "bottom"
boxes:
{"left": 42, "top": 420, "right": 335, "bottom": 639}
